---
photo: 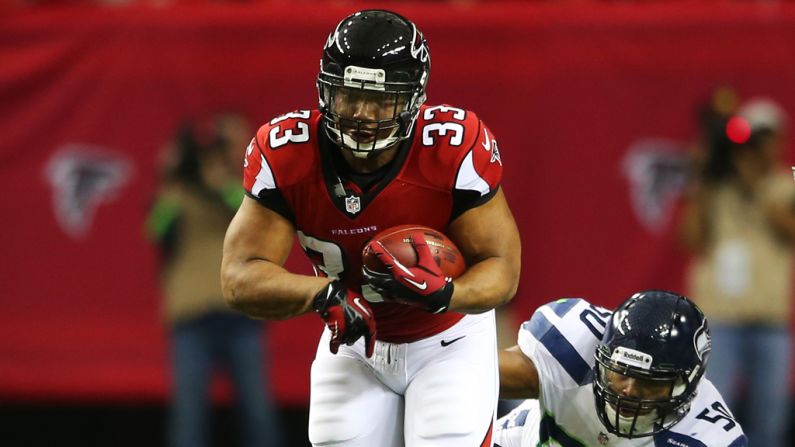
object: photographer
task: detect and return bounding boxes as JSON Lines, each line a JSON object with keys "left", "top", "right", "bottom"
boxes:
{"left": 679, "top": 95, "right": 795, "bottom": 447}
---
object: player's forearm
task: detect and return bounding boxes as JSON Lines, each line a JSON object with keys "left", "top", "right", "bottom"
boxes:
{"left": 499, "top": 347, "right": 540, "bottom": 399}
{"left": 221, "top": 258, "right": 330, "bottom": 320}
{"left": 447, "top": 256, "right": 519, "bottom": 314}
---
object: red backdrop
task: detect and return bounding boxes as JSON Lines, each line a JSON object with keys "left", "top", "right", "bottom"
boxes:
{"left": 2, "top": 2, "right": 794, "bottom": 405}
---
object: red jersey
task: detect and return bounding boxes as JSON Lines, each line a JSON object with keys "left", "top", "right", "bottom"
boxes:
{"left": 243, "top": 105, "right": 503, "bottom": 343}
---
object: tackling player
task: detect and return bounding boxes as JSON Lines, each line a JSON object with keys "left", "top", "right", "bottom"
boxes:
{"left": 494, "top": 291, "right": 747, "bottom": 446}
{"left": 221, "top": 9, "right": 521, "bottom": 446}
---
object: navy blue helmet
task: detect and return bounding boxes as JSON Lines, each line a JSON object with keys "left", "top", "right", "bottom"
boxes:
{"left": 317, "top": 10, "right": 431, "bottom": 156}
{"left": 593, "top": 291, "right": 712, "bottom": 438}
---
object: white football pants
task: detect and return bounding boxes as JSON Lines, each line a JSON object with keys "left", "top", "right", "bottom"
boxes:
{"left": 308, "top": 311, "right": 499, "bottom": 447}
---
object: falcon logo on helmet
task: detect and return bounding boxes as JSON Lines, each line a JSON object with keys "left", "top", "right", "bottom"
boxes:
{"left": 409, "top": 25, "right": 430, "bottom": 63}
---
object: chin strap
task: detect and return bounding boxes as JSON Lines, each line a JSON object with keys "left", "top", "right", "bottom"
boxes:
{"left": 352, "top": 149, "right": 372, "bottom": 159}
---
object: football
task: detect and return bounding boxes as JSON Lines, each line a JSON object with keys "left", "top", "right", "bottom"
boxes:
{"left": 362, "top": 225, "right": 466, "bottom": 278}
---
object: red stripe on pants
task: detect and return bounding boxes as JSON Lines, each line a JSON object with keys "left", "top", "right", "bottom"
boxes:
{"left": 480, "top": 419, "right": 494, "bottom": 447}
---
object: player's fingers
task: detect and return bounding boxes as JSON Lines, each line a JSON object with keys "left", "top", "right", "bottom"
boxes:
{"left": 412, "top": 236, "right": 441, "bottom": 273}
{"left": 326, "top": 310, "right": 342, "bottom": 354}
{"left": 369, "top": 242, "right": 397, "bottom": 269}
{"left": 372, "top": 242, "right": 415, "bottom": 278}
{"left": 367, "top": 240, "right": 391, "bottom": 256}
{"left": 362, "top": 265, "right": 385, "bottom": 282}
{"left": 409, "top": 233, "right": 428, "bottom": 249}
{"left": 367, "top": 317, "right": 377, "bottom": 358}
{"left": 364, "top": 328, "right": 375, "bottom": 358}
{"left": 362, "top": 268, "right": 391, "bottom": 289}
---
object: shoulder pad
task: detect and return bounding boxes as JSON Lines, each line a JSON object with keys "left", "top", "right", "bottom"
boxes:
{"left": 661, "top": 380, "right": 747, "bottom": 447}
{"left": 518, "top": 299, "right": 612, "bottom": 386}
{"left": 455, "top": 118, "right": 502, "bottom": 197}
{"left": 416, "top": 104, "right": 480, "bottom": 151}
{"left": 243, "top": 110, "right": 320, "bottom": 195}
{"left": 412, "top": 104, "right": 503, "bottom": 195}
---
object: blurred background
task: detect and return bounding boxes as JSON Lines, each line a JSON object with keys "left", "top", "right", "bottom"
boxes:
{"left": 2, "top": 0, "right": 795, "bottom": 446}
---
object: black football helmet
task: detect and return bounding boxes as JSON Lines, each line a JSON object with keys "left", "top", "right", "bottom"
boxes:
{"left": 592, "top": 291, "right": 711, "bottom": 438}
{"left": 317, "top": 10, "right": 430, "bottom": 157}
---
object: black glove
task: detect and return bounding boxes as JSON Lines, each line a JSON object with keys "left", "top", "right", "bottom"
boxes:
{"left": 313, "top": 280, "right": 377, "bottom": 357}
{"left": 362, "top": 234, "right": 454, "bottom": 314}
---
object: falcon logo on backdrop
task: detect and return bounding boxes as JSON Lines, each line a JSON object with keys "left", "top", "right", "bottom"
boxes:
{"left": 45, "top": 145, "right": 133, "bottom": 239}
{"left": 622, "top": 139, "right": 689, "bottom": 234}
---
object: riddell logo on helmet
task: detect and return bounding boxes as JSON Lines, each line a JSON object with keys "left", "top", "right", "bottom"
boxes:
{"left": 612, "top": 347, "right": 653, "bottom": 370}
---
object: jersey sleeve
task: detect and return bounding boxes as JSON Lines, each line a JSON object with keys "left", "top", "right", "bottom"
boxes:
{"left": 243, "top": 110, "right": 320, "bottom": 222}
{"left": 451, "top": 121, "right": 503, "bottom": 219}
{"left": 242, "top": 134, "right": 295, "bottom": 222}
{"left": 660, "top": 379, "right": 748, "bottom": 447}
{"left": 517, "top": 299, "right": 612, "bottom": 396}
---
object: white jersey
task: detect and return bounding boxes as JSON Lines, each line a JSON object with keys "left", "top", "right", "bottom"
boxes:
{"left": 495, "top": 298, "right": 747, "bottom": 447}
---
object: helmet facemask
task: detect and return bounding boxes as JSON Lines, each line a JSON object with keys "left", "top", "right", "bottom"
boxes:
{"left": 593, "top": 346, "right": 698, "bottom": 438}
{"left": 318, "top": 66, "right": 425, "bottom": 158}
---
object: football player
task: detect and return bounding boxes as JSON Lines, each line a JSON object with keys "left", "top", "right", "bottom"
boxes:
{"left": 221, "top": 9, "right": 521, "bottom": 447}
{"left": 494, "top": 291, "right": 748, "bottom": 446}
